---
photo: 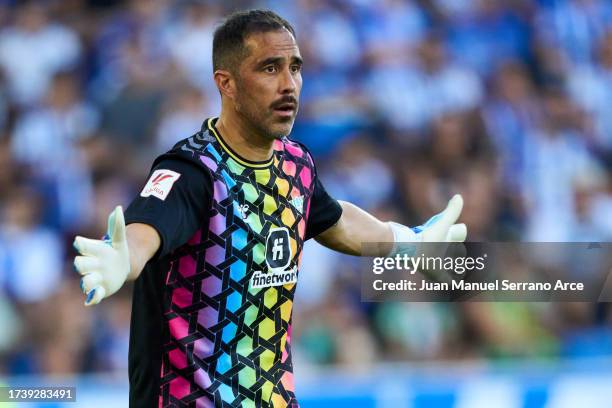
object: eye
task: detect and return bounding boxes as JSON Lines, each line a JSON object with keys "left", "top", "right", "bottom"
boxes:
{"left": 264, "top": 65, "right": 277, "bottom": 73}
{"left": 290, "top": 64, "right": 302, "bottom": 73}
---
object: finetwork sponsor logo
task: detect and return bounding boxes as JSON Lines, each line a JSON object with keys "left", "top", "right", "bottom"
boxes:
{"left": 265, "top": 228, "right": 291, "bottom": 270}
{"left": 141, "top": 169, "right": 181, "bottom": 201}
{"left": 251, "top": 227, "right": 297, "bottom": 289}
{"left": 250, "top": 267, "right": 298, "bottom": 289}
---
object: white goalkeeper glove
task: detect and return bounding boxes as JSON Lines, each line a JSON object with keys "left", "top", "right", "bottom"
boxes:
{"left": 388, "top": 194, "right": 467, "bottom": 256}
{"left": 73, "top": 206, "right": 130, "bottom": 306}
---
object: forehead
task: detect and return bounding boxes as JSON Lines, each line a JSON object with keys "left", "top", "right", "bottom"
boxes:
{"left": 243, "top": 29, "right": 301, "bottom": 62}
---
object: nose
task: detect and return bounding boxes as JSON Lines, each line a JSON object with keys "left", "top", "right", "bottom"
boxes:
{"left": 279, "top": 67, "right": 297, "bottom": 95}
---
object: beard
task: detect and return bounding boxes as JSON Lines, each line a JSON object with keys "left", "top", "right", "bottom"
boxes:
{"left": 234, "top": 82, "right": 297, "bottom": 140}
{"left": 236, "top": 99, "right": 295, "bottom": 140}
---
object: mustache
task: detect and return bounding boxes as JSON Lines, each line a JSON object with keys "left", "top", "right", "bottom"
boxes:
{"left": 270, "top": 96, "right": 298, "bottom": 109}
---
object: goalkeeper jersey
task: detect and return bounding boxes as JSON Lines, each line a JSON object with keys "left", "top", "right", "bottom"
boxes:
{"left": 125, "top": 118, "right": 342, "bottom": 408}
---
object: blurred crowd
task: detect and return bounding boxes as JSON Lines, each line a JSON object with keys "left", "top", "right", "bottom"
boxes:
{"left": 1, "top": 0, "right": 612, "bottom": 379}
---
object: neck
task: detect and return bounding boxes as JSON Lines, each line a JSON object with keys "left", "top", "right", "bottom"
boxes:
{"left": 215, "top": 111, "right": 274, "bottom": 163}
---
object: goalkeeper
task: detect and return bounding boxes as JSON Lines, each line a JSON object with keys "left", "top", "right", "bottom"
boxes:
{"left": 73, "top": 9, "right": 466, "bottom": 408}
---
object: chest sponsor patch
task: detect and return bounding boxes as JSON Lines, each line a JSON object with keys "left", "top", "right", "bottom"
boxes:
{"left": 250, "top": 267, "right": 298, "bottom": 289}
{"left": 140, "top": 169, "right": 181, "bottom": 201}
{"left": 249, "top": 227, "right": 298, "bottom": 289}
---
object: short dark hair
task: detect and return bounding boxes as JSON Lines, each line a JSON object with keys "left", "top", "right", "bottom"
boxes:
{"left": 212, "top": 9, "right": 296, "bottom": 73}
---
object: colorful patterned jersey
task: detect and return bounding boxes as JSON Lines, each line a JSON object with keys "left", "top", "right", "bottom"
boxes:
{"left": 126, "top": 118, "right": 342, "bottom": 408}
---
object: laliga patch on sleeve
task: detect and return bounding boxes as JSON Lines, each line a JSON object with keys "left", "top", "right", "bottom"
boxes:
{"left": 140, "top": 169, "right": 181, "bottom": 201}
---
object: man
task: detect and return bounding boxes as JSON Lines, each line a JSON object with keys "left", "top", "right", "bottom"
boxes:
{"left": 73, "top": 10, "right": 466, "bottom": 408}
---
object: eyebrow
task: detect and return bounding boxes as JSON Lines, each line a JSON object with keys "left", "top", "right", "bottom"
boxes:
{"left": 257, "top": 55, "right": 303, "bottom": 68}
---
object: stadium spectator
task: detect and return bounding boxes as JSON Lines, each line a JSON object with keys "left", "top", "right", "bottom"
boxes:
{"left": 0, "top": 0, "right": 611, "bottom": 381}
{"left": 0, "top": 1, "right": 81, "bottom": 106}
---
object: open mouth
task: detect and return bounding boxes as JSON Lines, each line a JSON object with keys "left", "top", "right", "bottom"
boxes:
{"left": 273, "top": 103, "right": 297, "bottom": 117}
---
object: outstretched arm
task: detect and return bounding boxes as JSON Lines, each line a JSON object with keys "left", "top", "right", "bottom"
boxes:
{"left": 315, "top": 195, "right": 467, "bottom": 256}
{"left": 314, "top": 201, "right": 394, "bottom": 256}
{"left": 74, "top": 158, "right": 212, "bottom": 306}
{"left": 125, "top": 223, "right": 160, "bottom": 280}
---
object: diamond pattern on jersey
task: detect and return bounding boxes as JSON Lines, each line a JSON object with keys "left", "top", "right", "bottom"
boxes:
{"left": 158, "top": 119, "right": 314, "bottom": 408}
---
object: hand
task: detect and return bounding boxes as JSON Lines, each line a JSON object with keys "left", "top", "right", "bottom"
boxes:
{"left": 388, "top": 194, "right": 467, "bottom": 255}
{"left": 73, "top": 206, "right": 130, "bottom": 306}
{"left": 387, "top": 194, "right": 467, "bottom": 282}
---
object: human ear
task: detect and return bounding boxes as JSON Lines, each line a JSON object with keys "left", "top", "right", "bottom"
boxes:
{"left": 214, "top": 70, "right": 235, "bottom": 100}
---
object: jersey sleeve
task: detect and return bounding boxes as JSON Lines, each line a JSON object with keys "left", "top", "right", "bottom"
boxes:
{"left": 305, "top": 175, "right": 343, "bottom": 240}
{"left": 124, "top": 157, "right": 213, "bottom": 259}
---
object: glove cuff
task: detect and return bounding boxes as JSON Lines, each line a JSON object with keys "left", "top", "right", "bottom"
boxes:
{"left": 387, "top": 222, "right": 420, "bottom": 257}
